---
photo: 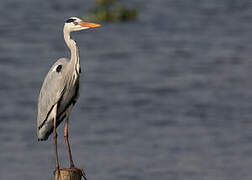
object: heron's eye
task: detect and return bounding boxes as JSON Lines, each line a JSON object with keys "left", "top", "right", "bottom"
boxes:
{"left": 73, "top": 21, "right": 78, "bottom": 25}
{"left": 56, "top": 65, "right": 62, "bottom": 72}
{"left": 66, "top": 18, "right": 74, "bottom": 23}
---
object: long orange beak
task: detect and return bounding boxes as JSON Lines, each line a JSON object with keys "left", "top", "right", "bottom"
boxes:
{"left": 78, "top": 21, "right": 101, "bottom": 28}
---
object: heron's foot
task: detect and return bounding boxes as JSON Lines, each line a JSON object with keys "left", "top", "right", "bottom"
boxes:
{"left": 54, "top": 166, "right": 61, "bottom": 180}
{"left": 53, "top": 165, "right": 60, "bottom": 173}
{"left": 69, "top": 166, "right": 87, "bottom": 180}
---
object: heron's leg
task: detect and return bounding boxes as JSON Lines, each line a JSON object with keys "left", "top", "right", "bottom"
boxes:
{"left": 53, "top": 105, "right": 60, "bottom": 173}
{"left": 64, "top": 113, "right": 87, "bottom": 180}
{"left": 64, "top": 113, "right": 75, "bottom": 168}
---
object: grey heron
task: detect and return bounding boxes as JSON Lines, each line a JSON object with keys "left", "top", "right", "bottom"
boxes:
{"left": 37, "top": 17, "right": 100, "bottom": 175}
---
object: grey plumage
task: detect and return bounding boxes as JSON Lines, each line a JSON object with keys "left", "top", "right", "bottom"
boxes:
{"left": 37, "top": 58, "right": 80, "bottom": 140}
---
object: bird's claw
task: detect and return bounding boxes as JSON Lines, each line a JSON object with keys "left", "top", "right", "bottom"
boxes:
{"left": 54, "top": 167, "right": 61, "bottom": 180}
{"left": 53, "top": 166, "right": 60, "bottom": 174}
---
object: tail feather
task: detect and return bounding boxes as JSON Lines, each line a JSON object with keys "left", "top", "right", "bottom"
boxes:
{"left": 37, "top": 126, "right": 52, "bottom": 141}
{"left": 37, "top": 114, "right": 66, "bottom": 141}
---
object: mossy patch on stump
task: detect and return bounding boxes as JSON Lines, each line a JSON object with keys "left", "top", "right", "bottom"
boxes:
{"left": 54, "top": 168, "right": 87, "bottom": 180}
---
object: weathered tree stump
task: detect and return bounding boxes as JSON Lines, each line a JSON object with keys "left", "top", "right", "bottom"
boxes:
{"left": 54, "top": 168, "right": 87, "bottom": 180}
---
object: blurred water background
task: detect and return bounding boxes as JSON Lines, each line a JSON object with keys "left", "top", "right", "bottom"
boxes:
{"left": 1, "top": 0, "right": 252, "bottom": 180}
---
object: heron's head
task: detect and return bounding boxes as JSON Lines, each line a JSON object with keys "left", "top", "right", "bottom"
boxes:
{"left": 64, "top": 17, "right": 101, "bottom": 32}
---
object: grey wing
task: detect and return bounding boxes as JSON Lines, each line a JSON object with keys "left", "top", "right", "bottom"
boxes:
{"left": 37, "top": 58, "right": 68, "bottom": 136}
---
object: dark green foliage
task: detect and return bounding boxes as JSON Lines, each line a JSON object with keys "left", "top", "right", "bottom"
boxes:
{"left": 85, "top": 0, "right": 139, "bottom": 22}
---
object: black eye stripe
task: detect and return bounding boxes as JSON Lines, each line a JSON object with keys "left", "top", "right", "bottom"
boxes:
{"left": 66, "top": 18, "right": 75, "bottom": 23}
{"left": 56, "top": 65, "right": 62, "bottom": 72}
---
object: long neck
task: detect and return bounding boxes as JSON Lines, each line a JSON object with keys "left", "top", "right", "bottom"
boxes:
{"left": 63, "top": 27, "right": 80, "bottom": 74}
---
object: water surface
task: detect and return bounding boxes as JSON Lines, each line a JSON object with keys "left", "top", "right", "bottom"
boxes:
{"left": 0, "top": 0, "right": 252, "bottom": 180}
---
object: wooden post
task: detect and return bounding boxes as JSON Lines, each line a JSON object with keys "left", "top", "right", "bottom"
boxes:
{"left": 54, "top": 168, "right": 86, "bottom": 180}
